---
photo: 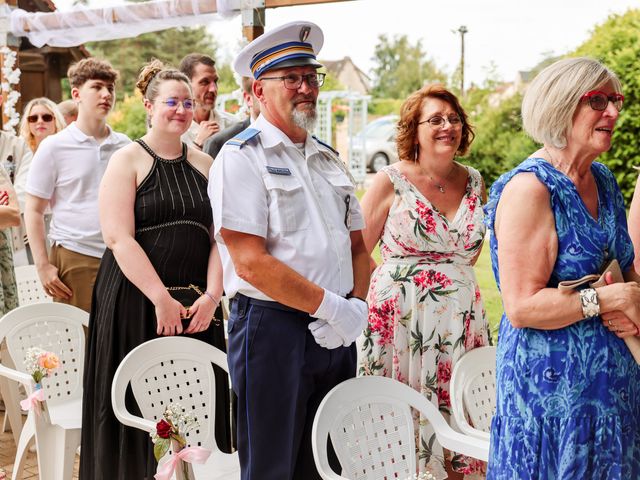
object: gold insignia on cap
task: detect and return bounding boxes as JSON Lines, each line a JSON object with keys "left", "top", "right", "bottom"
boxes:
{"left": 299, "top": 26, "right": 311, "bottom": 43}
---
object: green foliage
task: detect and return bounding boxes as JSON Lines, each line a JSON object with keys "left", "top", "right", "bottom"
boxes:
{"left": 87, "top": 25, "right": 219, "bottom": 96}
{"left": 370, "top": 34, "right": 446, "bottom": 99}
{"left": 321, "top": 72, "right": 345, "bottom": 92}
{"left": 368, "top": 98, "right": 403, "bottom": 116}
{"left": 572, "top": 9, "right": 640, "bottom": 203}
{"left": 466, "top": 92, "right": 538, "bottom": 187}
{"left": 217, "top": 63, "right": 239, "bottom": 95}
{"left": 108, "top": 93, "right": 147, "bottom": 140}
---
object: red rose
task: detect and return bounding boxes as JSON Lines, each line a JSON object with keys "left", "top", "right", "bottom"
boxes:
{"left": 156, "top": 419, "right": 172, "bottom": 439}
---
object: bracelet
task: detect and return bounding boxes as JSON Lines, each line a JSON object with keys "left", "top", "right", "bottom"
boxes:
{"left": 579, "top": 288, "right": 600, "bottom": 318}
{"left": 203, "top": 290, "right": 219, "bottom": 304}
{"left": 193, "top": 141, "right": 203, "bottom": 149}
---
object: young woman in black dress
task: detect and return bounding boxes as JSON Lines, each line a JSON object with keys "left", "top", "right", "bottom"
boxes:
{"left": 80, "top": 60, "right": 230, "bottom": 479}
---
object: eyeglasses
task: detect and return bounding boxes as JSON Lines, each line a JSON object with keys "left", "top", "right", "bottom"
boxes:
{"left": 259, "top": 72, "right": 326, "bottom": 90}
{"left": 418, "top": 115, "right": 463, "bottom": 129}
{"left": 161, "top": 98, "right": 194, "bottom": 110}
{"left": 27, "top": 113, "right": 54, "bottom": 123}
{"left": 581, "top": 91, "right": 624, "bottom": 112}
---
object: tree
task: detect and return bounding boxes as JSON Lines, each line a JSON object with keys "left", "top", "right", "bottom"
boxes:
{"left": 87, "top": 25, "right": 220, "bottom": 96}
{"left": 466, "top": 92, "right": 537, "bottom": 186}
{"left": 370, "top": 34, "right": 446, "bottom": 99}
{"left": 572, "top": 9, "right": 640, "bottom": 203}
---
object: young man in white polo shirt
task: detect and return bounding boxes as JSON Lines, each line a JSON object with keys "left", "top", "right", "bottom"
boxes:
{"left": 24, "top": 58, "right": 130, "bottom": 312}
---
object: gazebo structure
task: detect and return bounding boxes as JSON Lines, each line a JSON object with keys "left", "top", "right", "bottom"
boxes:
{"left": 0, "top": 0, "right": 88, "bottom": 130}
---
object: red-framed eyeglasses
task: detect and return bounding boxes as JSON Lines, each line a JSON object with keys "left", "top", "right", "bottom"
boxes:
{"left": 581, "top": 91, "right": 624, "bottom": 112}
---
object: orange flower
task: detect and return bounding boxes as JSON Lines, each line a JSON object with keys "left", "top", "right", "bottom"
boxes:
{"left": 38, "top": 352, "right": 60, "bottom": 371}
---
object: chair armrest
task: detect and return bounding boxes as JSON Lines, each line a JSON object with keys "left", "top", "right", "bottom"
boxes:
{"left": 113, "top": 410, "right": 156, "bottom": 434}
{"left": 0, "top": 363, "right": 32, "bottom": 387}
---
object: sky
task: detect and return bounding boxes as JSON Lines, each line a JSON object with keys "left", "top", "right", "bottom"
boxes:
{"left": 53, "top": 0, "right": 639, "bottom": 87}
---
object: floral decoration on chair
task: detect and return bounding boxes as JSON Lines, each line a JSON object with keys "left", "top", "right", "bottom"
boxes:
{"left": 151, "top": 403, "right": 211, "bottom": 480}
{"left": 406, "top": 473, "right": 436, "bottom": 480}
{"left": 19, "top": 347, "right": 60, "bottom": 415}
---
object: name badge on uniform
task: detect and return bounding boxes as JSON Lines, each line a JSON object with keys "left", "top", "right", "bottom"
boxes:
{"left": 266, "top": 166, "right": 292, "bottom": 176}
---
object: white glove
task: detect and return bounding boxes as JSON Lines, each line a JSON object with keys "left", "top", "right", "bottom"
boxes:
{"left": 312, "top": 289, "right": 368, "bottom": 346}
{"left": 308, "top": 320, "right": 343, "bottom": 349}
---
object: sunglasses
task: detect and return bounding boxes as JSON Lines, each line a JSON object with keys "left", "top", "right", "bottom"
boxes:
{"left": 581, "top": 91, "right": 624, "bottom": 112}
{"left": 27, "top": 113, "right": 54, "bottom": 123}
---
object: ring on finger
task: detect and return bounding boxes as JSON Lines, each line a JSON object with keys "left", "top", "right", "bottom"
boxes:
{"left": 608, "top": 319, "right": 613, "bottom": 327}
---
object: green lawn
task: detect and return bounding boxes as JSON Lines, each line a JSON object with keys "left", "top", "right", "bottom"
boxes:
{"left": 357, "top": 190, "right": 502, "bottom": 343}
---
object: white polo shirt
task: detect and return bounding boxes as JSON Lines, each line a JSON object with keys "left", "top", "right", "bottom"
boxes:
{"left": 26, "top": 123, "right": 131, "bottom": 258}
{"left": 209, "top": 114, "right": 365, "bottom": 300}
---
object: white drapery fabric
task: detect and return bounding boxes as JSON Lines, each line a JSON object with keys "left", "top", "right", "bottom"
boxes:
{"left": 5, "top": 0, "right": 246, "bottom": 48}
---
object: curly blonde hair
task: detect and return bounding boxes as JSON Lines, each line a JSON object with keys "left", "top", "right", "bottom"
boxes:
{"left": 396, "top": 84, "right": 474, "bottom": 161}
{"left": 19, "top": 97, "right": 66, "bottom": 152}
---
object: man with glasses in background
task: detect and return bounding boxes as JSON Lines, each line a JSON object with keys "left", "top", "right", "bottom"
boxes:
{"left": 209, "top": 21, "right": 369, "bottom": 480}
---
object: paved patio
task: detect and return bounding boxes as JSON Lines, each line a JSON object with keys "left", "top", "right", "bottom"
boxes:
{"left": 0, "top": 411, "right": 80, "bottom": 479}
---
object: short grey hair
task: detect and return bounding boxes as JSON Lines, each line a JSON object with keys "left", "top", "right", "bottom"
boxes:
{"left": 521, "top": 57, "right": 622, "bottom": 149}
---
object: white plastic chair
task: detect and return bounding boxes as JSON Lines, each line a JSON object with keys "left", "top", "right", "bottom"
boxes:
{"left": 312, "top": 376, "right": 490, "bottom": 480}
{"left": 1, "top": 266, "right": 52, "bottom": 435}
{"left": 0, "top": 303, "right": 88, "bottom": 480}
{"left": 14, "top": 265, "right": 52, "bottom": 306}
{"left": 450, "top": 346, "right": 497, "bottom": 441}
{"left": 111, "top": 336, "right": 240, "bottom": 480}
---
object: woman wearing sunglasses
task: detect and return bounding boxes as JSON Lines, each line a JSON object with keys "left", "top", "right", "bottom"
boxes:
{"left": 485, "top": 57, "right": 640, "bottom": 478}
{"left": 19, "top": 97, "right": 65, "bottom": 153}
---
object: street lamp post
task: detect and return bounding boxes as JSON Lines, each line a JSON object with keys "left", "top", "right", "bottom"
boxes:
{"left": 457, "top": 25, "right": 468, "bottom": 96}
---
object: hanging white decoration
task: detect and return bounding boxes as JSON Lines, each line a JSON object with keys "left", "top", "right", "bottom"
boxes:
{"left": 0, "top": 46, "right": 21, "bottom": 133}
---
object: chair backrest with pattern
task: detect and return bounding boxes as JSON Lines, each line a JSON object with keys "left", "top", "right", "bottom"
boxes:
{"left": 113, "top": 336, "right": 227, "bottom": 452}
{"left": 313, "top": 376, "right": 490, "bottom": 480}
{"left": 14, "top": 265, "right": 52, "bottom": 306}
{"left": 0, "top": 303, "right": 88, "bottom": 407}
{"left": 450, "top": 346, "right": 496, "bottom": 438}
{"left": 330, "top": 397, "right": 415, "bottom": 479}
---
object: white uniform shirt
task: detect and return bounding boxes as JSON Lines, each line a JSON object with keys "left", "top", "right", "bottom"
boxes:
{"left": 209, "top": 114, "right": 364, "bottom": 300}
{"left": 182, "top": 109, "right": 238, "bottom": 147}
{"left": 26, "top": 123, "right": 131, "bottom": 258}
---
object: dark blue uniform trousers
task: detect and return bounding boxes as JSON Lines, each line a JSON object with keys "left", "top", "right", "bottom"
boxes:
{"left": 228, "top": 293, "right": 356, "bottom": 480}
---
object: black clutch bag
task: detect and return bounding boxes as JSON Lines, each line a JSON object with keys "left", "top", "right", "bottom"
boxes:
{"left": 166, "top": 284, "right": 222, "bottom": 328}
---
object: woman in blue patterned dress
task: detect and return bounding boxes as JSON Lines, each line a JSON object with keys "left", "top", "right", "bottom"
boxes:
{"left": 484, "top": 57, "right": 640, "bottom": 479}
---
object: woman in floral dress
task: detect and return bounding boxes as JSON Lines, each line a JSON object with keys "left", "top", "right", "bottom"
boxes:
{"left": 485, "top": 58, "right": 640, "bottom": 479}
{"left": 358, "top": 84, "right": 491, "bottom": 479}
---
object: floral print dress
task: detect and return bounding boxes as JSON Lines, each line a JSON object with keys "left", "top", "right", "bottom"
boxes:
{"left": 358, "top": 164, "right": 491, "bottom": 478}
{"left": 484, "top": 159, "right": 640, "bottom": 479}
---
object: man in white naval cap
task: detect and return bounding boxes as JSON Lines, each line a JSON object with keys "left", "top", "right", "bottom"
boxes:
{"left": 209, "top": 20, "right": 369, "bottom": 480}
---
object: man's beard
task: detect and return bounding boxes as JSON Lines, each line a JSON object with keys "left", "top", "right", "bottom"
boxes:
{"left": 291, "top": 103, "right": 317, "bottom": 131}
{"left": 197, "top": 93, "right": 216, "bottom": 111}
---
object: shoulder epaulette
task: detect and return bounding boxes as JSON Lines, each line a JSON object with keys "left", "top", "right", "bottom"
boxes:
{"left": 312, "top": 135, "right": 339, "bottom": 156}
{"left": 226, "top": 127, "right": 261, "bottom": 148}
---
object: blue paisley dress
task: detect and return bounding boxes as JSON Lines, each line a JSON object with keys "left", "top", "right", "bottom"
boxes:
{"left": 484, "top": 158, "right": 640, "bottom": 479}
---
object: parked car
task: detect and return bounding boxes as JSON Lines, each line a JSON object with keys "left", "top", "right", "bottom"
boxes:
{"left": 353, "top": 115, "right": 399, "bottom": 173}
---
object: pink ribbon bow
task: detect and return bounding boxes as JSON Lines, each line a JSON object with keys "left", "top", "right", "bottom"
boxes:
{"left": 154, "top": 446, "right": 211, "bottom": 480}
{"left": 20, "top": 388, "right": 45, "bottom": 413}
